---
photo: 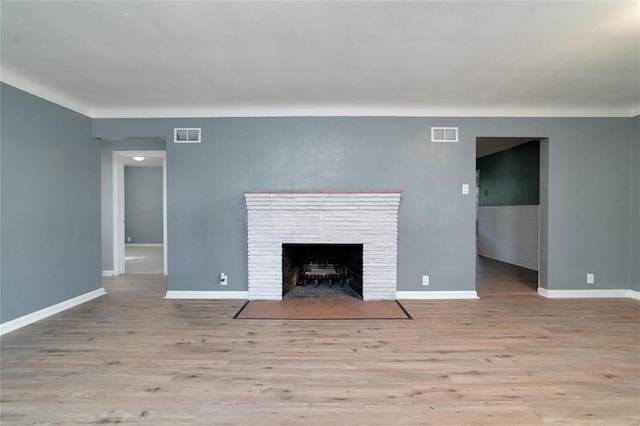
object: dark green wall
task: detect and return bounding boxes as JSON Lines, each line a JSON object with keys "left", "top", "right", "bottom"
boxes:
{"left": 477, "top": 141, "right": 540, "bottom": 206}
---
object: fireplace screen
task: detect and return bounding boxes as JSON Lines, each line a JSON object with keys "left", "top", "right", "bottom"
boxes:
{"left": 282, "top": 244, "right": 363, "bottom": 299}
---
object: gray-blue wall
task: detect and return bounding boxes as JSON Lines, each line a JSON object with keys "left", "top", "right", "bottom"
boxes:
{"left": 125, "top": 166, "right": 163, "bottom": 244}
{"left": 2, "top": 83, "right": 633, "bottom": 324}
{"left": 93, "top": 116, "right": 634, "bottom": 293}
{"left": 469, "top": 118, "right": 631, "bottom": 291}
{"left": 1, "top": 84, "right": 101, "bottom": 323}
{"left": 100, "top": 138, "right": 166, "bottom": 271}
{"left": 632, "top": 115, "right": 640, "bottom": 292}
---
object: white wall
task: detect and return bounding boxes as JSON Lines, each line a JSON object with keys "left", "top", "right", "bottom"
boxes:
{"left": 478, "top": 205, "right": 539, "bottom": 270}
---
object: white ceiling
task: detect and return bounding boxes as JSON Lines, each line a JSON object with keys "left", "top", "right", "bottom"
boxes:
{"left": 1, "top": 1, "right": 638, "bottom": 118}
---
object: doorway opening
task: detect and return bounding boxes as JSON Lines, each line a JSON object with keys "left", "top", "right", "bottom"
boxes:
{"left": 474, "top": 137, "right": 548, "bottom": 297}
{"left": 113, "top": 151, "right": 167, "bottom": 276}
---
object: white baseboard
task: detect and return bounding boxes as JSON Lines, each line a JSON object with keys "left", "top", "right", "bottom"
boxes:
{"left": 538, "top": 288, "right": 639, "bottom": 299}
{"left": 102, "top": 270, "right": 116, "bottom": 277}
{"left": 397, "top": 291, "right": 479, "bottom": 300}
{"left": 164, "top": 291, "right": 249, "bottom": 300}
{"left": 125, "top": 243, "right": 163, "bottom": 247}
{"left": 0, "top": 288, "right": 107, "bottom": 336}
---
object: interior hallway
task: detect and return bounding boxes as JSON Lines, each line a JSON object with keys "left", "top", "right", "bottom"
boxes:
{"left": 125, "top": 245, "right": 164, "bottom": 274}
{"left": 476, "top": 255, "right": 538, "bottom": 298}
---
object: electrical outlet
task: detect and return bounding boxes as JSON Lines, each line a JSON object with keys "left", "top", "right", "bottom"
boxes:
{"left": 127, "top": 237, "right": 131, "bottom": 243}
{"left": 220, "top": 273, "right": 227, "bottom": 286}
{"left": 422, "top": 275, "right": 429, "bottom": 286}
{"left": 462, "top": 184, "right": 469, "bottom": 195}
{"left": 587, "top": 273, "right": 594, "bottom": 284}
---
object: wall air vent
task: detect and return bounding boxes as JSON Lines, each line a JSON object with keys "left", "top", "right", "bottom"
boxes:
{"left": 174, "top": 128, "right": 201, "bottom": 143}
{"left": 431, "top": 127, "right": 459, "bottom": 143}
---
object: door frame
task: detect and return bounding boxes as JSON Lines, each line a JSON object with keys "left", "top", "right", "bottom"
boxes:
{"left": 112, "top": 150, "right": 167, "bottom": 276}
{"left": 474, "top": 137, "right": 548, "bottom": 294}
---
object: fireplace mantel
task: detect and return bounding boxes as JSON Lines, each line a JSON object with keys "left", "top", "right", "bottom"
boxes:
{"left": 243, "top": 190, "right": 403, "bottom": 194}
{"left": 244, "top": 190, "right": 402, "bottom": 301}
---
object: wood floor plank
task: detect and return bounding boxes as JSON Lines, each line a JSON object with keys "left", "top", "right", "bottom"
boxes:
{"left": 1, "top": 266, "right": 639, "bottom": 425}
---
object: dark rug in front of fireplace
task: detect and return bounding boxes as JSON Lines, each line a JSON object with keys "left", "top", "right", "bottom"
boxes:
{"left": 233, "top": 298, "right": 412, "bottom": 320}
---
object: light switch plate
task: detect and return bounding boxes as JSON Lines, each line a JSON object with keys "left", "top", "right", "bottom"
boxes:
{"left": 462, "top": 184, "right": 470, "bottom": 195}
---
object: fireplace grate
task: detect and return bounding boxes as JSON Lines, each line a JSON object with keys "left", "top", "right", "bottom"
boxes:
{"left": 282, "top": 244, "right": 363, "bottom": 299}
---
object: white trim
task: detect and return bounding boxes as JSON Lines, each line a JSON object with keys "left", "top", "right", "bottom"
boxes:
{"left": 113, "top": 151, "right": 168, "bottom": 277}
{"left": 162, "top": 156, "right": 168, "bottom": 276}
{"left": 397, "top": 291, "right": 479, "bottom": 300}
{"left": 89, "top": 105, "right": 640, "bottom": 119}
{"left": 164, "top": 291, "right": 249, "bottom": 300}
{"left": 102, "top": 270, "right": 115, "bottom": 277}
{"left": 113, "top": 153, "right": 124, "bottom": 275}
{"left": 538, "top": 288, "right": 640, "bottom": 299}
{"left": 0, "top": 288, "right": 106, "bottom": 336}
{"left": 125, "top": 243, "right": 163, "bottom": 247}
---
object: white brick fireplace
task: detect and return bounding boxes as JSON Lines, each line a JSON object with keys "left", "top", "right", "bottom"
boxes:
{"left": 244, "top": 190, "right": 402, "bottom": 301}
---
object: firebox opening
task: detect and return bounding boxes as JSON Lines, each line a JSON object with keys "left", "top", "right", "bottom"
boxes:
{"left": 282, "top": 244, "right": 363, "bottom": 299}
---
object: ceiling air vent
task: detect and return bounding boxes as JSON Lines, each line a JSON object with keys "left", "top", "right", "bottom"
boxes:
{"left": 174, "top": 128, "right": 201, "bottom": 144}
{"left": 431, "top": 127, "right": 459, "bottom": 143}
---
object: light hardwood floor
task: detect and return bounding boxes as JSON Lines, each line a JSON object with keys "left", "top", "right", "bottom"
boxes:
{"left": 476, "top": 255, "right": 538, "bottom": 297}
{"left": 125, "top": 245, "right": 164, "bottom": 274}
{"left": 1, "top": 262, "right": 638, "bottom": 425}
